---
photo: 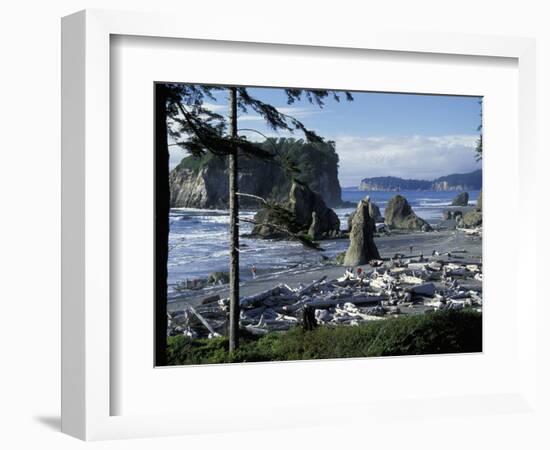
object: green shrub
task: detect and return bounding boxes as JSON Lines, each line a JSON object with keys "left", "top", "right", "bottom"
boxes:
{"left": 166, "top": 309, "right": 482, "bottom": 365}
{"left": 176, "top": 152, "right": 220, "bottom": 173}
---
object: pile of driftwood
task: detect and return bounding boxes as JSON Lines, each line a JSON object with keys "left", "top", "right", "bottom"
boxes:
{"left": 457, "top": 227, "right": 482, "bottom": 237}
{"left": 167, "top": 255, "right": 483, "bottom": 339}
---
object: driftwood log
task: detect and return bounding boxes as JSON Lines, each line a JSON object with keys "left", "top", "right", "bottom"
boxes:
{"left": 187, "top": 306, "right": 221, "bottom": 337}
{"left": 168, "top": 250, "right": 483, "bottom": 338}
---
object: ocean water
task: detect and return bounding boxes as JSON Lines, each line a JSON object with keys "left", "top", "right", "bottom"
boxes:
{"left": 340, "top": 189, "right": 480, "bottom": 222}
{"left": 167, "top": 189, "right": 480, "bottom": 297}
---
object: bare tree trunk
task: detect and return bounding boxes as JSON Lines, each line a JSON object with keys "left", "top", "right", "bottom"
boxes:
{"left": 228, "top": 87, "right": 240, "bottom": 351}
{"left": 154, "top": 84, "right": 169, "bottom": 366}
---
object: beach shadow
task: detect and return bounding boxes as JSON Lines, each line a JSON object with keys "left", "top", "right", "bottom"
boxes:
{"left": 34, "top": 415, "right": 61, "bottom": 431}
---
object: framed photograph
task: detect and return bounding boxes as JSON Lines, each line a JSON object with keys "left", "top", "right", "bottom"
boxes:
{"left": 62, "top": 9, "right": 537, "bottom": 440}
{"left": 157, "top": 83, "right": 484, "bottom": 366}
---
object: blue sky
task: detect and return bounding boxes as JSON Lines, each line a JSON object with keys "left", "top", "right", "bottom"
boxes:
{"left": 168, "top": 86, "right": 482, "bottom": 187}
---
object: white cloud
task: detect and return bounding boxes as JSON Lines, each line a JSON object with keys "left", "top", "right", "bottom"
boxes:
{"left": 236, "top": 114, "right": 264, "bottom": 122}
{"left": 169, "top": 145, "right": 186, "bottom": 170}
{"left": 275, "top": 106, "right": 322, "bottom": 117}
{"left": 238, "top": 105, "right": 322, "bottom": 123}
{"left": 334, "top": 134, "right": 480, "bottom": 187}
{"left": 201, "top": 102, "right": 227, "bottom": 113}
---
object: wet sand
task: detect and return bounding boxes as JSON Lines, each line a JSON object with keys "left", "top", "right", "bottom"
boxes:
{"left": 168, "top": 229, "right": 482, "bottom": 313}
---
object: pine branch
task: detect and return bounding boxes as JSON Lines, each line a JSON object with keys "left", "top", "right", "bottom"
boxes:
{"left": 235, "top": 190, "right": 323, "bottom": 251}
{"left": 174, "top": 100, "right": 274, "bottom": 161}
{"left": 235, "top": 192, "right": 269, "bottom": 205}
{"left": 240, "top": 218, "right": 323, "bottom": 251}
{"left": 236, "top": 88, "right": 324, "bottom": 143}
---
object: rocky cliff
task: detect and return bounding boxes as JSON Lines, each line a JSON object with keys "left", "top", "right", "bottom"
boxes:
{"left": 169, "top": 138, "right": 343, "bottom": 209}
{"left": 169, "top": 162, "right": 226, "bottom": 209}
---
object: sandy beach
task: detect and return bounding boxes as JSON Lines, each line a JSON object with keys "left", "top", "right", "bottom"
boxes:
{"left": 168, "top": 228, "right": 482, "bottom": 313}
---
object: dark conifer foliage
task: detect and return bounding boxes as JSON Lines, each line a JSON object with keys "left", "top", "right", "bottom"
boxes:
{"left": 157, "top": 83, "right": 352, "bottom": 352}
{"left": 475, "top": 100, "right": 483, "bottom": 161}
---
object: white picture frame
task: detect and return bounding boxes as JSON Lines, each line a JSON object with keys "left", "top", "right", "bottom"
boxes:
{"left": 61, "top": 9, "right": 538, "bottom": 441}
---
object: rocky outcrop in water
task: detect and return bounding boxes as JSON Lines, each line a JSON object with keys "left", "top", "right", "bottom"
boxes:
{"left": 343, "top": 199, "right": 380, "bottom": 266}
{"left": 457, "top": 190, "right": 482, "bottom": 228}
{"left": 462, "top": 210, "right": 482, "bottom": 228}
{"left": 384, "top": 195, "right": 432, "bottom": 231}
{"left": 308, "top": 212, "right": 322, "bottom": 240}
{"left": 443, "top": 210, "right": 464, "bottom": 221}
{"left": 169, "top": 156, "right": 288, "bottom": 210}
{"left": 476, "top": 190, "right": 482, "bottom": 211}
{"left": 169, "top": 164, "right": 227, "bottom": 209}
{"left": 347, "top": 198, "right": 382, "bottom": 231}
{"left": 451, "top": 192, "right": 469, "bottom": 206}
{"left": 251, "top": 181, "right": 340, "bottom": 240}
{"left": 289, "top": 182, "right": 340, "bottom": 234}
{"left": 370, "top": 202, "right": 382, "bottom": 222}
{"left": 169, "top": 138, "right": 343, "bottom": 209}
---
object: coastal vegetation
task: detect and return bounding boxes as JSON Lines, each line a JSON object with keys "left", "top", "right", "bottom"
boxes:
{"left": 166, "top": 309, "right": 482, "bottom": 365}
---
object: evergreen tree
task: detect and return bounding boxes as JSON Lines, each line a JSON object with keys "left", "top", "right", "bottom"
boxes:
{"left": 475, "top": 100, "right": 483, "bottom": 161}
{"left": 156, "top": 84, "right": 352, "bottom": 352}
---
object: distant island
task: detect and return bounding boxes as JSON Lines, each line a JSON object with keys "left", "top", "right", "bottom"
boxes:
{"left": 358, "top": 169, "right": 482, "bottom": 192}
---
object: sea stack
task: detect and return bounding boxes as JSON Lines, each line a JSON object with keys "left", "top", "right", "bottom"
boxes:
{"left": 476, "top": 189, "right": 482, "bottom": 211}
{"left": 347, "top": 197, "right": 382, "bottom": 231}
{"left": 459, "top": 190, "right": 483, "bottom": 228}
{"left": 343, "top": 199, "right": 380, "bottom": 266}
{"left": 288, "top": 182, "right": 339, "bottom": 231}
{"left": 451, "top": 192, "right": 469, "bottom": 206}
{"left": 368, "top": 200, "right": 383, "bottom": 223}
{"left": 252, "top": 181, "right": 340, "bottom": 239}
{"left": 384, "top": 195, "right": 432, "bottom": 231}
{"left": 169, "top": 139, "right": 344, "bottom": 209}
{"left": 308, "top": 211, "right": 321, "bottom": 240}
